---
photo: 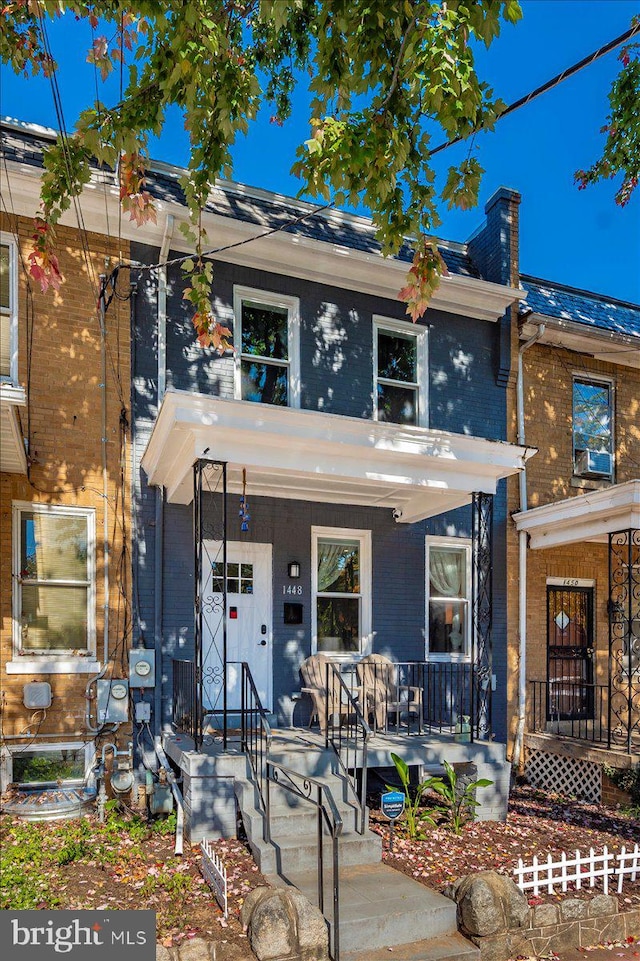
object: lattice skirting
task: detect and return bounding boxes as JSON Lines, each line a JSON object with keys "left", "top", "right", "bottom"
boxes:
{"left": 526, "top": 749, "right": 602, "bottom": 803}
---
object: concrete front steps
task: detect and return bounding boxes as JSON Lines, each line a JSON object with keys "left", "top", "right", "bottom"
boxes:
{"left": 270, "top": 863, "right": 468, "bottom": 958}
{"left": 235, "top": 734, "right": 474, "bottom": 960}
{"left": 235, "top": 739, "right": 381, "bottom": 876}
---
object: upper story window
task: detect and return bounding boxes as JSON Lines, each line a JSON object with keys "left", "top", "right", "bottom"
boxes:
{"left": 572, "top": 376, "right": 614, "bottom": 480}
{"left": 425, "top": 537, "right": 471, "bottom": 660}
{"left": 312, "top": 527, "right": 372, "bottom": 657}
{"left": 1, "top": 234, "right": 18, "bottom": 384}
{"left": 233, "top": 286, "right": 300, "bottom": 407}
{"left": 13, "top": 503, "right": 96, "bottom": 657}
{"left": 373, "top": 316, "right": 427, "bottom": 427}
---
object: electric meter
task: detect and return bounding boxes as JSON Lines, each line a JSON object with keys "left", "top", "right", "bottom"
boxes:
{"left": 129, "top": 650, "right": 155, "bottom": 688}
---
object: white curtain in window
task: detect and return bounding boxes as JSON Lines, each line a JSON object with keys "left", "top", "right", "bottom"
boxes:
{"left": 429, "top": 548, "right": 463, "bottom": 598}
{"left": 318, "top": 543, "right": 349, "bottom": 592}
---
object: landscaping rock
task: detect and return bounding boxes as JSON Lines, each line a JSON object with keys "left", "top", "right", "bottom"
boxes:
{"left": 178, "top": 937, "right": 214, "bottom": 961}
{"left": 240, "top": 886, "right": 329, "bottom": 961}
{"left": 560, "top": 898, "right": 587, "bottom": 920}
{"left": 589, "top": 893, "right": 618, "bottom": 917}
{"left": 156, "top": 946, "right": 175, "bottom": 961}
{"left": 531, "top": 903, "right": 559, "bottom": 927}
{"left": 450, "top": 871, "right": 529, "bottom": 936}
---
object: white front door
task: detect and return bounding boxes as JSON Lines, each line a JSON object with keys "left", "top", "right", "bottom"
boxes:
{"left": 201, "top": 541, "right": 273, "bottom": 712}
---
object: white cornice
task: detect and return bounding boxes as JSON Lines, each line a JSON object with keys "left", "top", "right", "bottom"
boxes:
{"left": 513, "top": 480, "right": 640, "bottom": 549}
{"left": 1, "top": 157, "right": 523, "bottom": 322}
{"left": 521, "top": 315, "right": 640, "bottom": 369}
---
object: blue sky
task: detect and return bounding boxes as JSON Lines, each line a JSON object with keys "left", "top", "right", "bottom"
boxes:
{"left": 1, "top": 0, "right": 639, "bottom": 303}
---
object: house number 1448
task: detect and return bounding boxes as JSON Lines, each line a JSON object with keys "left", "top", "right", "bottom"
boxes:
{"left": 282, "top": 585, "right": 303, "bottom": 595}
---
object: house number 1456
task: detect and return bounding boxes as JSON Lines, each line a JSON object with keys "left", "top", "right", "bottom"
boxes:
{"left": 282, "top": 585, "right": 303, "bottom": 595}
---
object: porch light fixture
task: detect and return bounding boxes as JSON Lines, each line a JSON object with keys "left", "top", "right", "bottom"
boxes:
{"left": 288, "top": 561, "right": 301, "bottom": 579}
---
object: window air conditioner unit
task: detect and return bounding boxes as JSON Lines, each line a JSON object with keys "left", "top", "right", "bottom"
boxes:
{"left": 575, "top": 449, "right": 612, "bottom": 478}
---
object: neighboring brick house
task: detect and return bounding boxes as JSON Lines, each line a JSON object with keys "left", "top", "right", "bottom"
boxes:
{"left": 0, "top": 120, "right": 131, "bottom": 807}
{"left": 511, "top": 278, "right": 640, "bottom": 802}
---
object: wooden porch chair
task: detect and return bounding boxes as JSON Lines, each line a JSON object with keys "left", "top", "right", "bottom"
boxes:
{"left": 357, "top": 654, "right": 422, "bottom": 732}
{"left": 300, "top": 654, "right": 346, "bottom": 734}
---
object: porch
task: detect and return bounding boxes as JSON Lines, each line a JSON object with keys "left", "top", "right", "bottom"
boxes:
{"left": 514, "top": 481, "right": 640, "bottom": 802}
{"left": 162, "top": 724, "right": 512, "bottom": 844}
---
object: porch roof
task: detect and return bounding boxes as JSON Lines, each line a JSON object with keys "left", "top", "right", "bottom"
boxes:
{"left": 513, "top": 479, "right": 640, "bottom": 549}
{"left": 142, "top": 390, "right": 532, "bottom": 522}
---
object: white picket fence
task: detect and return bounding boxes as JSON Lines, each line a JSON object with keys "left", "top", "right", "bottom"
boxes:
{"left": 513, "top": 843, "right": 640, "bottom": 896}
{"left": 200, "top": 839, "right": 228, "bottom": 918}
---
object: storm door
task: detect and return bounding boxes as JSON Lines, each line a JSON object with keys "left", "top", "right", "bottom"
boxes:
{"left": 546, "top": 586, "right": 594, "bottom": 720}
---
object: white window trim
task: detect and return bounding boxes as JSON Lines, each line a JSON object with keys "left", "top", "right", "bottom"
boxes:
{"left": 1, "top": 741, "right": 94, "bottom": 793}
{"left": 11, "top": 502, "right": 97, "bottom": 665}
{"left": 571, "top": 372, "right": 615, "bottom": 480}
{"left": 233, "top": 285, "right": 301, "bottom": 408}
{"left": 1, "top": 231, "right": 19, "bottom": 385}
{"left": 425, "top": 535, "right": 472, "bottom": 662}
{"left": 311, "top": 526, "right": 372, "bottom": 660}
{"left": 373, "top": 315, "right": 428, "bottom": 428}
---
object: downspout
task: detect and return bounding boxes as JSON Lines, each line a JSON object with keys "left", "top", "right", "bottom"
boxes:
{"left": 154, "top": 216, "right": 174, "bottom": 738}
{"left": 154, "top": 739, "right": 184, "bottom": 856}
{"left": 513, "top": 321, "right": 545, "bottom": 770}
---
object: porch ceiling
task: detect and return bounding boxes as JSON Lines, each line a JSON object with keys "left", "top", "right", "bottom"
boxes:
{"left": 513, "top": 479, "right": 640, "bottom": 549}
{"left": 0, "top": 384, "right": 27, "bottom": 474}
{"left": 142, "top": 390, "right": 531, "bottom": 523}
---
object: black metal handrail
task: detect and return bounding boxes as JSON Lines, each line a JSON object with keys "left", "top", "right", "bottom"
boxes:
{"left": 172, "top": 658, "right": 198, "bottom": 741}
{"left": 267, "top": 760, "right": 343, "bottom": 961}
{"left": 235, "top": 661, "right": 272, "bottom": 831}
{"left": 529, "top": 679, "right": 609, "bottom": 744}
{"left": 325, "top": 663, "right": 371, "bottom": 835}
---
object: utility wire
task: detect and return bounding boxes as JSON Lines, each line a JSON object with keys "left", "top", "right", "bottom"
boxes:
{"left": 429, "top": 21, "right": 640, "bottom": 157}
{"left": 103, "top": 22, "right": 640, "bottom": 283}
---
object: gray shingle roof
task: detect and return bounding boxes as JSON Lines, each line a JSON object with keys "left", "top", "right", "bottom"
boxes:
{"left": 1, "top": 120, "right": 479, "bottom": 278}
{"left": 521, "top": 275, "right": 640, "bottom": 340}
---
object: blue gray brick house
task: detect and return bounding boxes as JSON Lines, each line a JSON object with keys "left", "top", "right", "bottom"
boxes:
{"left": 130, "top": 173, "right": 531, "bottom": 836}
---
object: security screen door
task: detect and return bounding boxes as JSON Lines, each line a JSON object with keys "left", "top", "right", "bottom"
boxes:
{"left": 546, "top": 586, "right": 594, "bottom": 721}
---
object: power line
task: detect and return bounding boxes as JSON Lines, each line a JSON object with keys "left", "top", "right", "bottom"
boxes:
{"left": 429, "top": 22, "right": 640, "bottom": 157}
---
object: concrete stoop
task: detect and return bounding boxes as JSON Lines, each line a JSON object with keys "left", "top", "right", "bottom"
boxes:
{"left": 342, "top": 933, "right": 480, "bottom": 961}
{"left": 270, "top": 864, "right": 461, "bottom": 956}
{"left": 235, "top": 736, "right": 471, "bottom": 961}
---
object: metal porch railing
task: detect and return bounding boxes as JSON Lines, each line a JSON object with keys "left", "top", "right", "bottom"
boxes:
{"left": 350, "top": 660, "right": 476, "bottom": 738}
{"left": 266, "top": 761, "right": 343, "bottom": 961}
{"left": 325, "top": 663, "right": 371, "bottom": 835}
{"left": 529, "top": 679, "right": 609, "bottom": 745}
{"left": 237, "top": 660, "right": 272, "bottom": 832}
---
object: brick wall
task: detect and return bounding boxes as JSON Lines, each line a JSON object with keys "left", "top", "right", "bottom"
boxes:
{"left": 0, "top": 213, "right": 131, "bottom": 743}
{"left": 505, "top": 338, "right": 640, "bottom": 756}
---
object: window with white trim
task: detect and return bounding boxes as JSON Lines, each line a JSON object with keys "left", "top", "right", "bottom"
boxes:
{"left": 425, "top": 538, "right": 471, "bottom": 659}
{"left": 373, "top": 316, "right": 427, "bottom": 427}
{"left": 0, "top": 233, "right": 18, "bottom": 383}
{"left": 13, "top": 503, "right": 96, "bottom": 656}
{"left": 233, "top": 287, "right": 300, "bottom": 407}
{"left": 572, "top": 376, "right": 614, "bottom": 479}
{"left": 312, "top": 527, "right": 371, "bottom": 656}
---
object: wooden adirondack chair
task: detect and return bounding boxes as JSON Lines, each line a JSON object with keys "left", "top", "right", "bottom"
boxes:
{"left": 300, "top": 653, "right": 346, "bottom": 734}
{"left": 356, "top": 654, "right": 422, "bottom": 732}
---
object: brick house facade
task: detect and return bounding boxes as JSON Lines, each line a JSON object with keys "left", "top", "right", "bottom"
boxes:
{"left": 511, "top": 277, "right": 640, "bottom": 801}
{"left": 0, "top": 130, "right": 131, "bottom": 800}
